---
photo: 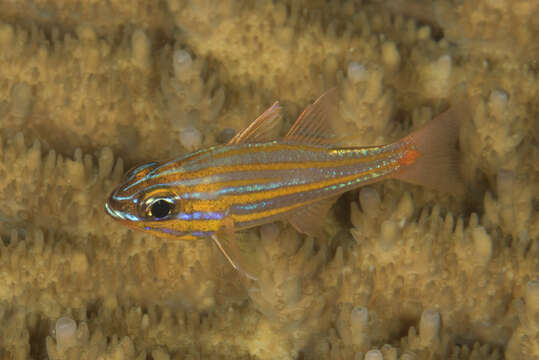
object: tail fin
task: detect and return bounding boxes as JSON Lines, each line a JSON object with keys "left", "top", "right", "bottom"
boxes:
{"left": 392, "top": 103, "right": 467, "bottom": 195}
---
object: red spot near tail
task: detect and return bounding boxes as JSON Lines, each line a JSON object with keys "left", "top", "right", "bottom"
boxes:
{"left": 401, "top": 148, "right": 421, "bottom": 166}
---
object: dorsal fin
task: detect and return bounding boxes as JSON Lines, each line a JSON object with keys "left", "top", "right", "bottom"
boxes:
{"left": 284, "top": 88, "right": 340, "bottom": 145}
{"left": 288, "top": 196, "right": 338, "bottom": 238}
{"left": 228, "top": 102, "right": 282, "bottom": 145}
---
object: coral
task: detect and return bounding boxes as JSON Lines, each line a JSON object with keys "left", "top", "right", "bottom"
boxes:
{"left": 506, "top": 280, "right": 539, "bottom": 358}
{"left": 244, "top": 224, "right": 335, "bottom": 358}
{"left": 0, "top": 0, "right": 537, "bottom": 359}
{"left": 0, "top": 304, "right": 31, "bottom": 359}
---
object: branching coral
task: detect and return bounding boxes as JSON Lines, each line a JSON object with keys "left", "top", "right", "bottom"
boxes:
{"left": 346, "top": 186, "right": 537, "bottom": 358}
{"left": 242, "top": 224, "right": 335, "bottom": 358}
{"left": 0, "top": 303, "right": 31, "bottom": 359}
{"left": 0, "top": 0, "right": 537, "bottom": 359}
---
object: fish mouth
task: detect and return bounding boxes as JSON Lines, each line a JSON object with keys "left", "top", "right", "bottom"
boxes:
{"left": 104, "top": 201, "right": 119, "bottom": 219}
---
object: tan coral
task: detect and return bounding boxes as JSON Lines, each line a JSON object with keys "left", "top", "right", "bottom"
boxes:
{"left": 506, "top": 280, "right": 539, "bottom": 359}
{"left": 0, "top": 304, "right": 31, "bottom": 359}
{"left": 0, "top": 22, "right": 225, "bottom": 163}
{"left": 348, "top": 186, "right": 537, "bottom": 358}
{"left": 245, "top": 224, "right": 336, "bottom": 358}
{"left": 483, "top": 169, "right": 535, "bottom": 241}
{"left": 0, "top": 0, "right": 537, "bottom": 358}
{"left": 46, "top": 316, "right": 147, "bottom": 360}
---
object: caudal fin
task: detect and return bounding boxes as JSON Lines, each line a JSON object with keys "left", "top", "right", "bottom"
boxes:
{"left": 392, "top": 103, "right": 468, "bottom": 195}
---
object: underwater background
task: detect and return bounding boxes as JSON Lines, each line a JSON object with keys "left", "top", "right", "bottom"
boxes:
{"left": 0, "top": 0, "right": 537, "bottom": 359}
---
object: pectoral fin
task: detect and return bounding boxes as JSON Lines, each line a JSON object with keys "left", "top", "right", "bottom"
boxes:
{"left": 212, "top": 217, "right": 259, "bottom": 281}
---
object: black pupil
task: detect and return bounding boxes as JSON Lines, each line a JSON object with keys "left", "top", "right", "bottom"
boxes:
{"left": 150, "top": 200, "right": 172, "bottom": 218}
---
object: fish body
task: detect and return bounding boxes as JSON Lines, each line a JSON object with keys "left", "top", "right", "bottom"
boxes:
{"left": 106, "top": 89, "right": 463, "bottom": 270}
{"left": 107, "top": 139, "right": 414, "bottom": 239}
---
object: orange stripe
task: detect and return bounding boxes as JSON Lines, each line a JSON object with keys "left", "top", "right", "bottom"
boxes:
{"left": 189, "top": 160, "right": 401, "bottom": 214}
{"left": 143, "top": 219, "right": 223, "bottom": 233}
{"left": 155, "top": 152, "right": 400, "bottom": 184}
{"left": 155, "top": 143, "right": 399, "bottom": 178}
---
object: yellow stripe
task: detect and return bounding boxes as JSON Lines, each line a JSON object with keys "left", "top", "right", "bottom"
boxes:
{"left": 231, "top": 198, "right": 320, "bottom": 222}
{"left": 229, "top": 163, "right": 403, "bottom": 223}
{"left": 143, "top": 219, "right": 223, "bottom": 233}
{"left": 186, "top": 177, "right": 275, "bottom": 195}
{"left": 189, "top": 160, "right": 400, "bottom": 214}
{"left": 125, "top": 144, "right": 402, "bottom": 198}
{"left": 157, "top": 152, "right": 398, "bottom": 184}
{"left": 137, "top": 177, "right": 275, "bottom": 203}
{"left": 156, "top": 143, "right": 398, "bottom": 179}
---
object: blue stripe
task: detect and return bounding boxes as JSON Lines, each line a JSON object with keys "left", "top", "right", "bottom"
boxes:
{"left": 177, "top": 211, "right": 224, "bottom": 220}
{"left": 143, "top": 226, "right": 213, "bottom": 238}
{"left": 233, "top": 165, "right": 399, "bottom": 214}
{"left": 193, "top": 231, "right": 214, "bottom": 237}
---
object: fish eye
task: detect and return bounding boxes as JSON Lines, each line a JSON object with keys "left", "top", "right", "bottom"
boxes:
{"left": 145, "top": 198, "right": 175, "bottom": 219}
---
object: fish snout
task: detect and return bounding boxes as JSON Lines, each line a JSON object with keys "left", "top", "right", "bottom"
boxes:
{"left": 105, "top": 192, "right": 141, "bottom": 222}
{"left": 105, "top": 194, "right": 122, "bottom": 220}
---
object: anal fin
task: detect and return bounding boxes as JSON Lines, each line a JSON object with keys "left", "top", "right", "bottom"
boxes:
{"left": 288, "top": 196, "right": 338, "bottom": 238}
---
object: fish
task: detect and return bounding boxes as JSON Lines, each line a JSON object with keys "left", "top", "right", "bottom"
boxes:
{"left": 105, "top": 89, "right": 465, "bottom": 278}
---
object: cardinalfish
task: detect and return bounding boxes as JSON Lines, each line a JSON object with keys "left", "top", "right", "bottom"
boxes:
{"left": 106, "top": 90, "right": 464, "bottom": 279}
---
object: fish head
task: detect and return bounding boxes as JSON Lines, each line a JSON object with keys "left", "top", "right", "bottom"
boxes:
{"left": 105, "top": 161, "right": 200, "bottom": 240}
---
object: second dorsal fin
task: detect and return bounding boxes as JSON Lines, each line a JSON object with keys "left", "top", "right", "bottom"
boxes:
{"left": 228, "top": 102, "right": 282, "bottom": 145}
{"left": 284, "top": 88, "right": 340, "bottom": 145}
